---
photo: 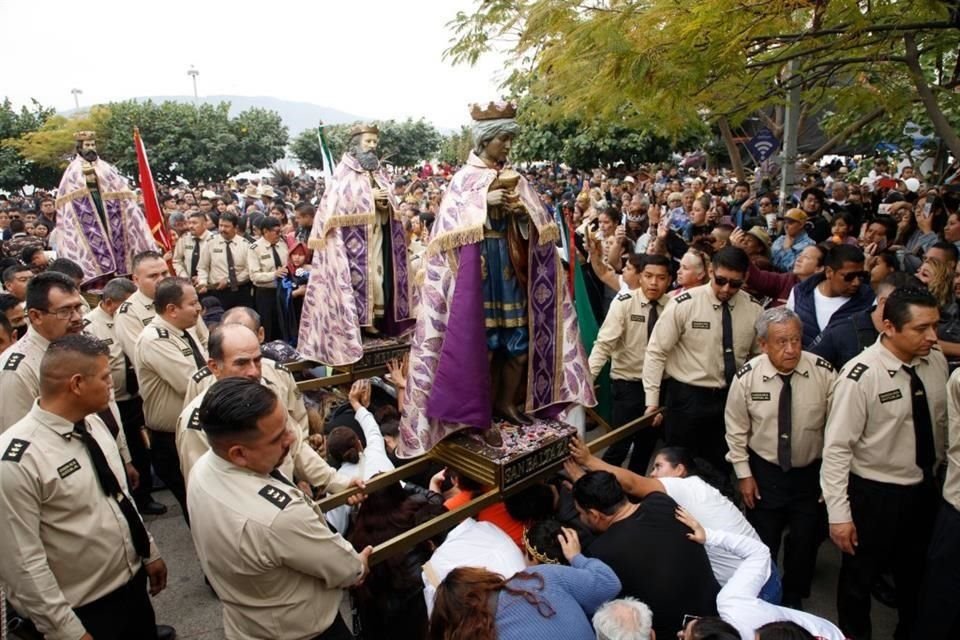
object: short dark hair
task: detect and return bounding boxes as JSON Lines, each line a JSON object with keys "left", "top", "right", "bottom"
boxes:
{"left": 101, "top": 277, "right": 137, "bottom": 303}
{"left": 25, "top": 271, "right": 77, "bottom": 311}
{"left": 154, "top": 276, "right": 191, "bottom": 314}
{"left": 523, "top": 518, "right": 567, "bottom": 565}
{"left": 47, "top": 258, "right": 85, "bottom": 281}
{"left": 734, "top": 180, "right": 750, "bottom": 191}
{"left": 688, "top": 617, "right": 741, "bottom": 640}
{"left": 20, "top": 245, "right": 44, "bottom": 265}
{"left": 259, "top": 216, "right": 281, "bottom": 233}
{"left": 2, "top": 264, "right": 31, "bottom": 284}
{"left": 294, "top": 202, "right": 315, "bottom": 217}
{"left": 199, "top": 377, "right": 278, "bottom": 442}
{"left": 189, "top": 210, "right": 207, "bottom": 222}
{"left": 40, "top": 334, "right": 111, "bottom": 394}
{"left": 755, "top": 620, "right": 816, "bottom": 640}
{"left": 824, "top": 244, "right": 865, "bottom": 271}
{"left": 219, "top": 212, "right": 239, "bottom": 228}
{"left": 711, "top": 246, "right": 750, "bottom": 274}
{"left": 9, "top": 219, "right": 25, "bottom": 234}
{"left": 640, "top": 254, "right": 671, "bottom": 271}
{"left": 132, "top": 250, "right": 164, "bottom": 272}
{"left": 868, "top": 217, "right": 897, "bottom": 242}
{"left": 928, "top": 241, "right": 959, "bottom": 264}
{"left": 0, "top": 293, "right": 21, "bottom": 315}
{"left": 883, "top": 287, "right": 939, "bottom": 330}
{"left": 572, "top": 471, "right": 626, "bottom": 516}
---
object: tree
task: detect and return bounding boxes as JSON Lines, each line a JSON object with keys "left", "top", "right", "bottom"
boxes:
{"left": 290, "top": 128, "right": 327, "bottom": 171}
{"left": 0, "top": 98, "right": 58, "bottom": 191}
{"left": 439, "top": 126, "right": 474, "bottom": 165}
{"left": 311, "top": 118, "right": 444, "bottom": 169}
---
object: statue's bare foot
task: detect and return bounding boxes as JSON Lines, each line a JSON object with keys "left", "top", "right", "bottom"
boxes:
{"left": 496, "top": 404, "right": 533, "bottom": 426}
{"left": 362, "top": 326, "right": 382, "bottom": 338}
{"left": 481, "top": 425, "right": 504, "bottom": 448}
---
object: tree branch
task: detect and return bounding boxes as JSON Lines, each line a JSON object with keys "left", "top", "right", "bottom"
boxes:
{"left": 807, "top": 107, "right": 886, "bottom": 162}
{"left": 748, "top": 21, "right": 955, "bottom": 43}
{"left": 903, "top": 32, "right": 960, "bottom": 161}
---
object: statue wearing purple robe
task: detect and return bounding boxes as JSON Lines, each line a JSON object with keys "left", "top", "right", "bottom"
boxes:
{"left": 55, "top": 131, "right": 158, "bottom": 284}
{"left": 396, "top": 103, "right": 595, "bottom": 458}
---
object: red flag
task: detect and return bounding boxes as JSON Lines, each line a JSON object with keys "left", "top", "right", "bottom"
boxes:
{"left": 133, "top": 127, "right": 171, "bottom": 252}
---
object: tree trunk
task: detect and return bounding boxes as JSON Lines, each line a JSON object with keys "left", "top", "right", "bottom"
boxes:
{"left": 718, "top": 117, "right": 747, "bottom": 182}
{"left": 807, "top": 107, "right": 886, "bottom": 162}
{"left": 904, "top": 33, "right": 960, "bottom": 161}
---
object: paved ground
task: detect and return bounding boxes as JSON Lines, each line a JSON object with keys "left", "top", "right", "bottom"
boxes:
{"left": 146, "top": 484, "right": 896, "bottom": 640}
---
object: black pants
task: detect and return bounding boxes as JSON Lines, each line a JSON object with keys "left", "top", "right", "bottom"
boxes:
{"left": 253, "top": 286, "right": 281, "bottom": 342}
{"left": 745, "top": 451, "right": 824, "bottom": 603}
{"left": 913, "top": 499, "right": 960, "bottom": 639}
{"left": 602, "top": 379, "right": 660, "bottom": 474}
{"left": 74, "top": 568, "right": 158, "bottom": 640}
{"left": 311, "top": 614, "right": 352, "bottom": 640}
{"left": 149, "top": 430, "right": 188, "bottom": 524}
{"left": 213, "top": 284, "right": 252, "bottom": 312}
{"left": 116, "top": 397, "right": 155, "bottom": 506}
{"left": 662, "top": 380, "right": 731, "bottom": 476}
{"left": 838, "top": 474, "right": 938, "bottom": 640}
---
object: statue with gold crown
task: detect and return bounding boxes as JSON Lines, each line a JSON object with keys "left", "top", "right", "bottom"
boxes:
{"left": 396, "top": 102, "right": 595, "bottom": 458}
{"left": 55, "top": 131, "right": 158, "bottom": 284}
{"left": 298, "top": 123, "right": 413, "bottom": 366}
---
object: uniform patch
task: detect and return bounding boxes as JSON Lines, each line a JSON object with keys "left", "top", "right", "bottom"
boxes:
{"left": 82, "top": 318, "right": 91, "bottom": 327}
{"left": 101, "top": 338, "right": 113, "bottom": 346}
{"left": 57, "top": 458, "right": 81, "bottom": 479}
{"left": 188, "top": 408, "right": 202, "bottom": 430}
{"left": 751, "top": 392, "right": 771, "bottom": 401}
{"left": 192, "top": 367, "right": 213, "bottom": 383}
{"left": 2, "top": 438, "right": 29, "bottom": 462}
{"left": 213, "top": 248, "right": 224, "bottom": 253}
{"left": 258, "top": 485, "right": 291, "bottom": 510}
{"left": 692, "top": 321, "right": 711, "bottom": 329}
{"left": 155, "top": 327, "right": 169, "bottom": 339}
{"left": 617, "top": 292, "right": 632, "bottom": 301}
{"left": 118, "top": 302, "right": 131, "bottom": 314}
{"left": 274, "top": 362, "right": 290, "bottom": 374}
{"left": 736, "top": 362, "right": 752, "bottom": 378}
{"left": 630, "top": 314, "right": 645, "bottom": 323}
{"left": 141, "top": 318, "right": 152, "bottom": 326}
{"left": 879, "top": 389, "right": 903, "bottom": 403}
{"left": 181, "top": 348, "right": 194, "bottom": 357}
{"left": 815, "top": 358, "right": 834, "bottom": 371}
{"left": 3, "top": 353, "right": 25, "bottom": 371}
{"left": 846, "top": 363, "right": 869, "bottom": 381}
{"left": 675, "top": 292, "right": 692, "bottom": 303}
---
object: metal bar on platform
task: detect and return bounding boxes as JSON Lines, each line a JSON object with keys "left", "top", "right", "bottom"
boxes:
{"left": 315, "top": 457, "right": 433, "bottom": 512}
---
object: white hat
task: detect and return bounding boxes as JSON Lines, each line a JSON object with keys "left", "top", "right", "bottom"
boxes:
{"left": 905, "top": 177, "right": 920, "bottom": 192}
{"left": 201, "top": 189, "right": 217, "bottom": 199}
{"left": 623, "top": 176, "right": 636, "bottom": 184}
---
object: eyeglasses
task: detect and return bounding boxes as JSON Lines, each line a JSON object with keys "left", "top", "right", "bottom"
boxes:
{"left": 841, "top": 270, "right": 870, "bottom": 282}
{"left": 36, "top": 304, "right": 85, "bottom": 320}
{"left": 714, "top": 276, "right": 744, "bottom": 288}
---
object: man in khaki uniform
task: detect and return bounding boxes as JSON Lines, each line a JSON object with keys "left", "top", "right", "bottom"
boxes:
{"left": 177, "top": 324, "right": 353, "bottom": 497}
{"left": 643, "top": 246, "right": 762, "bottom": 473}
{"left": 822, "top": 287, "right": 947, "bottom": 640}
{"left": 85, "top": 277, "right": 166, "bottom": 515}
{"left": 0, "top": 334, "right": 174, "bottom": 640}
{"left": 134, "top": 276, "right": 207, "bottom": 517}
{"left": 589, "top": 254, "right": 672, "bottom": 474}
{"left": 725, "top": 307, "right": 836, "bottom": 608}
{"left": 188, "top": 378, "right": 370, "bottom": 640}
{"left": 173, "top": 211, "right": 213, "bottom": 283}
{"left": 248, "top": 216, "right": 288, "bottom": 341}
{"left": 197, "top": 212, "right": 252, "bottom": 311}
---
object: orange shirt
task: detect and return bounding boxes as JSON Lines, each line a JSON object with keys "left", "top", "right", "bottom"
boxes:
{"left": 444, "top": 491, "right": 524, "bottom": 547}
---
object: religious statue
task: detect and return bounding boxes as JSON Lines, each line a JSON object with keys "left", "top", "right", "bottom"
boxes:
{"left": 55, "top": 131, "right": 158, "bottom": 284}
{"left": 395, "top": 102, "right": 595, "bottom": 458}
{"left": 298, "top": 124, "right": 413, "bottom": 366}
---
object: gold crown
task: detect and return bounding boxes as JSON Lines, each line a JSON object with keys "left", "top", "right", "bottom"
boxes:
{"left": 469, "top": 101, "right": 517, "bottom": 121}
{"left": 73, "top": 130, "right": 96, "bottom": 142}
{"left": 348, "top": 123, "right": 380, "bottom": 137}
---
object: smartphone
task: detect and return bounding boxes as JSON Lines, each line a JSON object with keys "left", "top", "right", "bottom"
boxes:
{"left": 878, "top": 203, "right": 892, "bottom": 215}
{"left": 923, "top": 201, "right": 933, "bottom": 216}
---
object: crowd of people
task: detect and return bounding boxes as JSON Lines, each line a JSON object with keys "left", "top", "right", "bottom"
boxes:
{"left": 0, "top": 152, "right": 957, "bottom": 640}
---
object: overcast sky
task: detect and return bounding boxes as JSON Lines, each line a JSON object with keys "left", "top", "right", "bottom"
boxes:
{"left": 1, "top": 0, "right": 507, "bottom": 130}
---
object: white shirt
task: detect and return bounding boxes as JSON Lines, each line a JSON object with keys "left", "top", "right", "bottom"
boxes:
{"left": 659, "top": 477, "right": 761, "bottom": 584}
{"left": 421, "top": 518, "right": 525, "bottom": 617}
{"left": 706, "top": 528, "right": 845, "bottom": 640}
{"left": 786, "top": 288, "right": 850, "bottom": 331}
{"left": 325, "top": 407, "right": 395, "bottom": 534}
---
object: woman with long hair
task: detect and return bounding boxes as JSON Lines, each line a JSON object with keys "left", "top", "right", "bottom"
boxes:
{"left": 429, "top": 526, "right": 620, "bottom": 640}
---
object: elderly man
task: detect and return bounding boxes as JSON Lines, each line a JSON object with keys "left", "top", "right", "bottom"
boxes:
{"left": 298, "top": 123, "right": 413, "bottom": 366}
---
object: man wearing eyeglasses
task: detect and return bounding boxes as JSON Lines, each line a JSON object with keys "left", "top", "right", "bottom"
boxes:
{"left": 786, "top": 244, "right": 875, "bottom": 348}
{"left": 0, "top": 272, "right": 88, "bottom": 431}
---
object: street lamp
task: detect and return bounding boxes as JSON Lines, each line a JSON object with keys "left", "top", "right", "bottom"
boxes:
{"left": 187, "top": 65, "right": 199, "bottom": 103}
{"left": 70, "top": 88, "right": 82, "bottom": 109}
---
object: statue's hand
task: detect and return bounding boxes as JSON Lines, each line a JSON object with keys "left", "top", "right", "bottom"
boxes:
{"left": 487, "top": 189, "right": 506, "bottom": 207}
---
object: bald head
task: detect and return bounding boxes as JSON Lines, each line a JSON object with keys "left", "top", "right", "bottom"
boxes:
{"left": 221, "top": 306, "right": 264, "bottom": 343}
{"left": 207, "top": 323, "right": 263, "bottom": 381}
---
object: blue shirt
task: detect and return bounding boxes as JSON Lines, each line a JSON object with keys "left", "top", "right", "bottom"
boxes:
{"left": 771, "top": 232, "right": 814, "bottom": 272}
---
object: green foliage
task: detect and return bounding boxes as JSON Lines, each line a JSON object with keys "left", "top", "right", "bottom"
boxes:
{"left": 0, "top": 98, "right": 58, "bottom": 191}
{"left": 314, "top": 118, "right": 443, "bottom": 169}
{"left": 439, "top": 126, "right": 474, "bottom": 165}
{"left": 290, "top": 128, "right": 328, "bottom": 171}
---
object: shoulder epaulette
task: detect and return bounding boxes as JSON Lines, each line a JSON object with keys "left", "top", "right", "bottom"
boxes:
{"left": 616, "top": 292, "right": 632, "bottom": 301}
{"left": 258, "top": 484, "right": 291, "bottom": 510}
{"left": 3, "top": 352, "right": 25, "bottom": 371}
{"left": 846, "top": 362, "right": 869, "bottom": 381}
{"left": 736, "top": 362, "right": 752, "bottom": 379}
{"left": 275, "top": 361, "right": 290, "bottom": 374}
{"left": 675, "top": 292, "right": 691, "bottom": 303}
{"left": 1, "top": 438, "right": 29, "bottom": 462}
{"left": 815, "top": 357, "right": 835, "bottom": 372}
{"left": 192, "top": 367, "right": 213, "bottom": 383}
{"left": 155, "top": 327, "right": 169, "bottom": 339}
{"left": 82, "top": 318, "right": 91, "bottom": 328}
{"left": 748, "top": 294, "right": 764, "bottom": 306}
{"left": 118, "top": 302, "right": 131, "bottom": 314}
{"left": 188, "top": 407, "right": 202, "bottom": 430}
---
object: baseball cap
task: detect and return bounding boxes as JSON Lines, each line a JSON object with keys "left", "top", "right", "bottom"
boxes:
{"left": 782, "top": 209, "right": 809, "bottom": 223}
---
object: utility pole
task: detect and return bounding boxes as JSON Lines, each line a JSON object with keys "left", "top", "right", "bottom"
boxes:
{"left": 187, "top": 66, "right": 199, "bottom": 103}
{"left": 779, "top": 59, "right": 801, "bottom": 214}
{"left": 70, "top": 88, "right": 82, "bottom": 110}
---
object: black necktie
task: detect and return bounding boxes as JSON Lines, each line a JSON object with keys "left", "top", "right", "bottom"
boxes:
{"left": 270, "top": 469, "right": 295, "bottom": 487}
{"left": 182, "top": 330, "right": 207, "bottom": 370}
{"left": 190, "top": 237, "right": 201, "bottom": 278}
{"left": 647, "top": 300, "right": 659, "bottom": 341}
{"left": 903, "top": 366, "right": 936, "bottom": 474}
{"left": 124, "top": 354, "right": 139, "bottom": 396}
{"left": 225, "top": 240, "right": 239, "bottom": 291}
{"left": 73, "top": 421, "right": 151, "bottom": 559}
{"left": 271, "top": 243, "right": 282, "bottom": 269}
{"left": 721, "top": 301, "right": 736, "bottom": 385}
{"left": 777, "top": 374, "right": 793, "bottom": 471}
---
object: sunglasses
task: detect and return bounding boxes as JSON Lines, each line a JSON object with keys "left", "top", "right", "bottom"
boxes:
{"left": 842, "top": 270, "right": 870, "bottom": 282}
{"left": 714, "top": 276, "right": 744, "bottom": 288}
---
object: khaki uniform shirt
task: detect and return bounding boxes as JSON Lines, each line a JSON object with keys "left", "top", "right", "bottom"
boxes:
{"left": 173, "top": 230, "right": 213, "bottom": 279}
{"left": 248, "top": 238, "right": 289, "bottom": 289}
{"left": 187, "top": 451, "right": 363, "bottom": 640}
{"left": 115, "top": 288, "right": 209, "bottom": 365}
{"left": 725, "top": 352, "right": 836, "bottom": 478}
{"left": 84, "top": 305, "right": 132, "bottom": 401}
{"left": 177, "top": 386, "right": 348, "bottom": 494}
{"left": 197, "top": 233, "right": 252, "bottom": 289}
{"left": 0, "top": 327, "right": 50, "bottom": 432}
{"left": 0, "top": 404, "right": 159, "bottom": 640}
{"left": 943, "top": 368, "right": 960, "bottom": 512}
{"left": 134, "top": 316, "right": 208, "bottom": 433}
{"left": 643, "top": 286, "right": 762, "bottom": 407}
{"left": 821, "top": 339, "right": 949, "bottom": 523}
{"left": 588, "top": 289, "right": 671, "bottom": 381}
